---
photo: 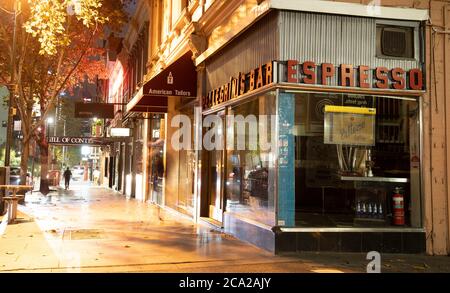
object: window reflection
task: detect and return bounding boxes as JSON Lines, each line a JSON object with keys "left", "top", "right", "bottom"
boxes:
{"left": 225, "top": 94, "right": 276, "bottom": 226}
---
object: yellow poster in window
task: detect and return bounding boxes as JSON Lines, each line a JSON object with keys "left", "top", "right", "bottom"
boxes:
{"left": 324, "top": 106, "right": 376, "bottom": 146}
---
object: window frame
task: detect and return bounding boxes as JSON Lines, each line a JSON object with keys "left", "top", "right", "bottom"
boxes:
{"left": 375, "top": 19, "right": 420, "bottom": 61}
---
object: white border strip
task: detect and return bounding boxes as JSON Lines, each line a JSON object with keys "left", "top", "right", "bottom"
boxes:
{"left": 280, "top": 227, "right": 426, "bottom": 233}
{"left": 270, "top": 0, "right": 429, "bottom": 21}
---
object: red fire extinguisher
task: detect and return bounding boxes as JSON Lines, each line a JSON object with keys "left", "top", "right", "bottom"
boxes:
{"left": 392, "top": 187, "right": 405, "bottom": 226}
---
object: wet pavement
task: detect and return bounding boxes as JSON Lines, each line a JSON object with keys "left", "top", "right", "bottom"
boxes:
{"left": 0, "top": 183, "right": 449, "bottom": 272}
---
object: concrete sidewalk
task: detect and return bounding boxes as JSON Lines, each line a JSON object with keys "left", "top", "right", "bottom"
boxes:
{"left": 0, "top": 185, "right": 449, "bottom": 273}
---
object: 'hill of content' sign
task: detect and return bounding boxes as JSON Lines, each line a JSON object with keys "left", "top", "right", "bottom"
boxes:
{"left": 47, "top": 136, "right": 108, "bottom": 146}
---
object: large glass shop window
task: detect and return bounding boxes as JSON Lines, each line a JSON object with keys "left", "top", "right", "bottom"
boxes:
{"left": 294, "top": 93, "right": 421, "bottom": 228}
{"left": 177, "top": 107, "right": 195, "bottom": 217}
{"left": 225, "top": 93, "right": 277, "bottom": 226}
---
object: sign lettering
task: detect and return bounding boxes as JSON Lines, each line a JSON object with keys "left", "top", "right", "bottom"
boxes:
{"left": 203, "top": 62, "right": 274, "bottom": 109}
{"left": 324, "top": 106, "right": 376, "bottom": 146}
{"left": 284, "top": 60, "right": 423, "bottom": 90}
{"left": 47, "top": 136, "right": 108, "bottom": 146}
{"left": 202, "top": 60, "right": 424, "bottom": 110}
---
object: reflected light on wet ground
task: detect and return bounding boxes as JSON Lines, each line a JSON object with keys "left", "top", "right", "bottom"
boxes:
{"left": 0, "top": 181, "right": 359, "bottom": 272}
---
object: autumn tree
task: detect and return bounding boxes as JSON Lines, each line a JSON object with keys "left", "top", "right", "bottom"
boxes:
{"left": 0, "top": 0, "right": 127, "bottom": 194}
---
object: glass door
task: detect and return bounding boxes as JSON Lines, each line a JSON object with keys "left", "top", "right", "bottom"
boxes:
{"left": 207, "top": 111, "right": 225, "bottom": 223}
{"left": 177, "top": 106, "right": 195, "bottom": 216}
{"left": 148, "top": 114, "right": 165, "bottom": 205}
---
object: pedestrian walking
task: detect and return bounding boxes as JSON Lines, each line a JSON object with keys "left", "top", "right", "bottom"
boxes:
{"left": 93, "top": 167, "right": 100, "bottom": 185}
{"left": 63, "top": 167, "right": 72, "bottom": 190}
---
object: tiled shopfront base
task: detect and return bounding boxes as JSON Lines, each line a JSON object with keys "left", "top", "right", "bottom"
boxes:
{"left": 274, "top": 231, "right": 426, "bottom": 254}
{"left": 223, "top": 213, "right": 275, "bottom": 253}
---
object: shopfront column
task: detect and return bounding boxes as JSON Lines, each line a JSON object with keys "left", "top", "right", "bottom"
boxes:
{"left": 131, "top": 118, "right": 137, "bottom": 198}
{"left": 165, "top": 97, "right": 181, "bottom": 208}
{"left": 277, "top": 92, "right": 295, "bottom": 227}
{"left": 142, "top": 114, "right": 150, "bottom": 202}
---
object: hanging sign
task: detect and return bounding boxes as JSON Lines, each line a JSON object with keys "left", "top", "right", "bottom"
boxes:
{"left": 75, "top": 103, "right": 114, "bottom": 119}
{"left": 324, "top": 106, "right": 376, "bottom": 146}
{"left": 110, "top": 128, "right": 131, "bottom": 137}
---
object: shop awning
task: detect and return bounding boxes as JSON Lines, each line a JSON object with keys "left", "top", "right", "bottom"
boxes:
{"left": 126, "top": 51, "right": 197, "bottom": 113}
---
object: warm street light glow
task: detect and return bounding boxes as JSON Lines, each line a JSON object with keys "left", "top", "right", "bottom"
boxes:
{"left": 81, "top": 145, "right": 91, "bottom": 156}
{"left": 46, "top": 117, "right": 54, "bottom": 124}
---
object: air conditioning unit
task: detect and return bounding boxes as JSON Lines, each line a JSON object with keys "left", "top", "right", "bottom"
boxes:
{"left": 376, "top": 25, "right": 414, "bottom": 59}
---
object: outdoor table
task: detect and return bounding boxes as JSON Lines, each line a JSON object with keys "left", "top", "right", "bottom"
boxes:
{"left": 0, "top": 185, "right": 33, "bottom": 223}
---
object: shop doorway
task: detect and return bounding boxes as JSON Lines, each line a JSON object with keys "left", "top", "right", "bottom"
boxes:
{"left": 148, "top": 114, "right": 166, "bottom": 205}
{"left": 206, "top": 110, "right": 225, "bottom": 223}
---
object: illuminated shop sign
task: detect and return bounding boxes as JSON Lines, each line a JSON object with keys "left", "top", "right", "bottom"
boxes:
{"left": 47, "top": 136, "right": 108, "bottom": 146}
{"left": 110, "top": 128, "right": 131, "bottom": 137}
{"left": 284, "top": 60, "right": 424, "bottom": 91}
{"left": 202, "top": 60, "right": 424, "bottom": 110}
{"left": 324, "top": 106, "right": 376, "bottom": 146}
{"left": 202, "top": 62, "right": 274, "bottom": 109}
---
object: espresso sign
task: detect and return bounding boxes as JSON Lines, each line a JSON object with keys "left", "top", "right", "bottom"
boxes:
{"left": 284, "top": 60, "right": 424, "bottom": 90}
{"left": 47, "top": 136, "right": 107, "bottom": 146}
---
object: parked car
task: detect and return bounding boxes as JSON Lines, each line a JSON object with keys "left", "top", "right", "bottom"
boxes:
{"left": 9, "top": 167, "right": 31, "bottom": 186}
{"left": 71, "top": 165, "right": 84, "bottom": 181}
{"left": 9, "top": 167, "right": 21, "bottom": 185}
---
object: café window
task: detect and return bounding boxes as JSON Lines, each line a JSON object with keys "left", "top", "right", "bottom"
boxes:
{"left": 293, "top": 92, "right": 421, "bottom": 228}
{"left": 225, "top": 92, "right": 277, "bottom": 227}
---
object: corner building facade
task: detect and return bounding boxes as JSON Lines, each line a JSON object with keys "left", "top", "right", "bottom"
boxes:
{"left": 106, "top": 0, "right": 450, "bottom": 256}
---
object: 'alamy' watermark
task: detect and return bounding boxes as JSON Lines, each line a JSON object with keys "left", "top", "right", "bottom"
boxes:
{"left": 170, "top": 107, "right": 279, "bottom": 154}
{"left": 366, "top": 251, "right": 381, "bottom": 273}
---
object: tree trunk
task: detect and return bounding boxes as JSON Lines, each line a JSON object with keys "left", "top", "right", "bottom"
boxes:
{"left": 20, "top": 139, "right": 30, "bottom": 185}
{"left": 17, "top": 139, "right": 30, "bottom": 204}
{"left": 37, "top": 129, "right": 50, "bottom": 195}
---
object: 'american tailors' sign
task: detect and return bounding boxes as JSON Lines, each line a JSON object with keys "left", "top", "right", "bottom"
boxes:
{"left": 142, "top": 52, "right": 197, "bottom": 98}
{"left": 202, "top": 60, "right": 424, "bottom": 110}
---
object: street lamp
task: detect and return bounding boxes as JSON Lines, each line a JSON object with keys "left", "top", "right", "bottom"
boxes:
{"left": 46, "top": 117, "right": 54, "bottom": 132}
{"left": 45, "top": 117, "right": 56, "bottom": 166}
{"left": 81, "top": 145, "right": 91, "bottom": 156}
{"left": 46, "top": 117, "right": 54, "bottom": 137}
